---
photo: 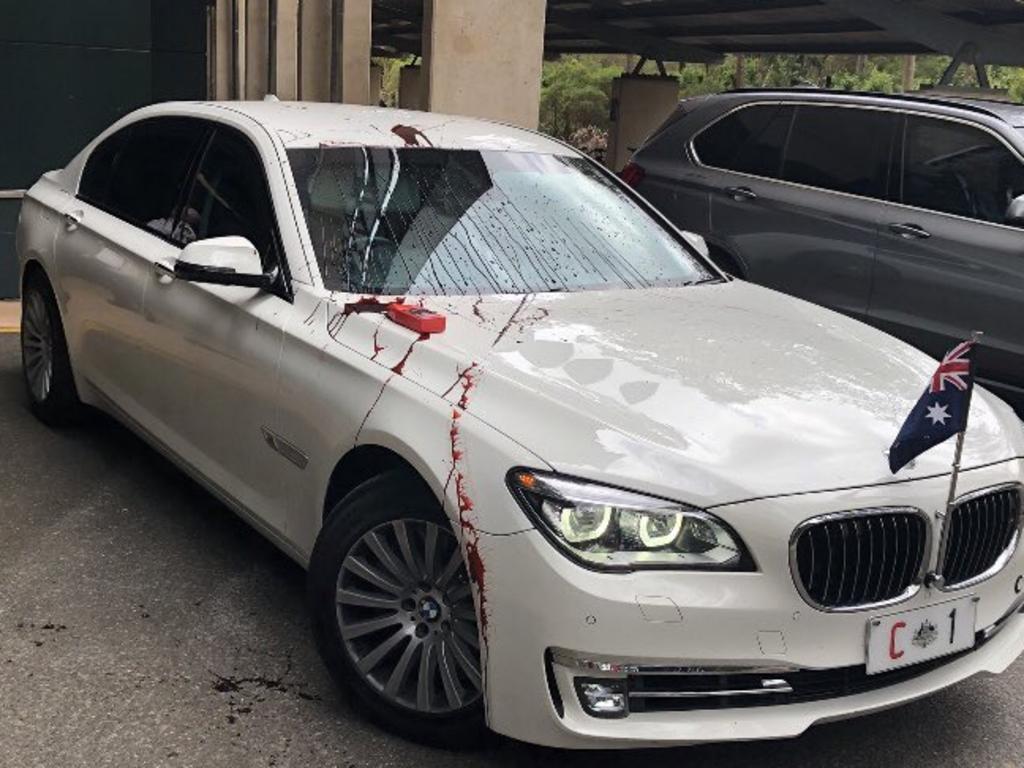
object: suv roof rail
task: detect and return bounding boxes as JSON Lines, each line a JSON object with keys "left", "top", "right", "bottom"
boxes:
{"left": 720, "top": 87, "right": 1017, "bottom": 124}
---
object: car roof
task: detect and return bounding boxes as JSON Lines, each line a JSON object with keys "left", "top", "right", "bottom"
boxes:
{"left": 181, "top": 100, "right": 576, "bottom": 155}
{"left": 721, "top": 88, "right": 1024, "bottom": 127}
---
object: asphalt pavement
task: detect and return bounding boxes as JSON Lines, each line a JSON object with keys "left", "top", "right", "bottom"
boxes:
{"left": 1, "top": 332, "right": 1022, "bottom": 768}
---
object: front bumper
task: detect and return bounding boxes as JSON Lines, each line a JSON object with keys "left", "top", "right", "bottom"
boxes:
{"left": 478, "top": 459, "right": 1024, "bottom": 748}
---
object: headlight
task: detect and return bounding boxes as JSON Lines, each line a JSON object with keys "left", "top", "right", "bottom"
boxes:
{"left": 507, "top": 469, "right": 754, "bottom": 572}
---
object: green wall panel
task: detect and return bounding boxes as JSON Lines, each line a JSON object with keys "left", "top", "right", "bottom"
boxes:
{"left": 0, "top": 200, "right": 21, "bottom": 298}
{"left": 0, "top": 0, "right": 209, "bottom": 297}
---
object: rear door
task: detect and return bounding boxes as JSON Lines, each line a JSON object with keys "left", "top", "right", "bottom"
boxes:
{"left": 868, "top": 114, "right": 1024, "bottom": 409}
{"left": 697, "top": 102, "right": 898, "bottom": 320}
{"left": 60, "top": 118, "right": 209, "bottom": 419}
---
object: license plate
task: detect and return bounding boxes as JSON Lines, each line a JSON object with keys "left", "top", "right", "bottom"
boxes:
{"left": 866, "top": 596, "right": 977, "bottom": 675}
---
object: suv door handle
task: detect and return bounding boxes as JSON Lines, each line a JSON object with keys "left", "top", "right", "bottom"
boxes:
{"left": 724, "top": 186, "right": 757, "bottom": 202}
{"left": 888, "top": 222, "right": 931, "bottom": 240}
{"left": 63, "top": 209, "right": 84, "bottom": 231}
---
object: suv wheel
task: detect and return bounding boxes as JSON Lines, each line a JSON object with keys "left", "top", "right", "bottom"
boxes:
{"left": 308, "top": 472, "right": 486, "bottom": 745}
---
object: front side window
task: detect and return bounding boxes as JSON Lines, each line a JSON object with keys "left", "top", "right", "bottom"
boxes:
{"left": 288, "top": 148, "right": 715, "bottom": 296}
{"left": 692, "top": 103, "right": 794, "bottom": 179}
{"left": 901, "top": 117, "right": 1024, "bottom": 225}
{"left": 181, "top": 129, "right": 280, "bottom": 267}
{"left": 782, "top": 105, "right": 896, "bottom": 198}
{"left": 79, "top": 118, "right": 208, "bottom": 243}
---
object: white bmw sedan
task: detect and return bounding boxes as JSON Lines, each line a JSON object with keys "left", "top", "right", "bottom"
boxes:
{"left": 16, "top": 100, "right": 1024, "bottom": 749}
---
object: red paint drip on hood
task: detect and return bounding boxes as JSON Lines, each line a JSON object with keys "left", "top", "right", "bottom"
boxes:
{"left": 391, "top": 333, "right": 429, "bottom": 375}
{"left": 448, "top": 408, "right": 487, "bottom": 637}
{"left": 343, "top": 296, "right": 403, "bottom": 315}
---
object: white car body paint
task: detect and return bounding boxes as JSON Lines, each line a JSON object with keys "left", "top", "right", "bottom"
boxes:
{"left": 17, "top": 101, "right": 1024, "bottom": 749}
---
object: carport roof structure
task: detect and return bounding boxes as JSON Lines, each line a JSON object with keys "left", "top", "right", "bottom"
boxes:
{"left": 372, "top": 0, "right": 1024, "bottom": 64}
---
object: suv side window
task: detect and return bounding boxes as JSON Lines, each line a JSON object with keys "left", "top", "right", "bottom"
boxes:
{"left": 782, "top": 105, "right": 896, "bottom": 199}
{"left": 79, "top": 118, "right": 209, "bottom": 243}
{"left": 901, "top": 116, "right": 1024, "bottom": 225}
{"left": 693, "top": 103, "right": 794, "bottom": 178}
{"left": 181, "top": 127, "right": 281, "bottom": 270}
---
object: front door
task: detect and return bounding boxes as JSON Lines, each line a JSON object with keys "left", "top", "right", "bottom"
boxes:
{"left": 137, "top": 124, "right": 297, "bottom": 534}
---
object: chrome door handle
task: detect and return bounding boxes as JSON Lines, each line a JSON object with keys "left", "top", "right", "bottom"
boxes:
{"left": 888, "top": 222, "right": 931, "bottom": 239}
{"left": 724, "top": 186, "right": 757, "bottom": 202}
{"left": 154, "top": 260, "right": 176, "bottom": 283}
{"left": 63, "top": 209, "right": 84, "bottom": 231}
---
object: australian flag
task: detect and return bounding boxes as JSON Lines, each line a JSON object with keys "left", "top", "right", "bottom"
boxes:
{"left": 888, "top": 339, "right": 977, "bottom": 474}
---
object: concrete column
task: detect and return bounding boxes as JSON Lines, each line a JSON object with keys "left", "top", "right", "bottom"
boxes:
{"left": 398, "top": 65, "right": 425, "bottom": 111}
{"left": 902, "top": 54, "right": 916, "bottom": 92}
{"left": 274, "top": 0, "right": 300, "bottom": 99}
{"left": 332, "top": 0, "right": 372, "bottom": 104}
{"left": 214, "top": 0, "right": 235, "bottom": 99}
{"left": 300, "top": 0, "right": 331, "bottom": 101}
{"left": 423, "top": 0, "right": 546, "bottom": 128}
{"left": 244, "top": 0, "right": 270, "bottom": 99}
{"left": 735, "top": 54, "right": 746, "bottom": 88}
{"left": 606, "top": 75, "right": 680, "bottom": 172}
{"left": 370, "top": 63, "right": 383, "bottom": 105}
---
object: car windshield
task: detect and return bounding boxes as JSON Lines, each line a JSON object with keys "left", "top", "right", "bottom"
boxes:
{"left": 287, "top": 147, "right": 716, "bottom": 296}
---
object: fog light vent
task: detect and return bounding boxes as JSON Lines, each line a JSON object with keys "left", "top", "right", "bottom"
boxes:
{"left": 575, "top": 678, "right": 628, "bottom": 718}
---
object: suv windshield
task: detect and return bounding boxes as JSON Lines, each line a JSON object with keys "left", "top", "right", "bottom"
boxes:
{"left": 288, "top": 147, "right": 715, "bottom": 295}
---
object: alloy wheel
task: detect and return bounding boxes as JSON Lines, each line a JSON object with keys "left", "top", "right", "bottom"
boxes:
{"left": 22, "top": 290, "right": 54, "bottom": 403}
{"left": 336, "top": 519, "right": 482, "bottom": 714}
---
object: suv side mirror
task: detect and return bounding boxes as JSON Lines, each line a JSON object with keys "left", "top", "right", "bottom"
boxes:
{"left": 1006, "top": 194, "right": 1024, "bottom": 228}
{"left": 174, "top": 236, "right": 276, "bottom": 289}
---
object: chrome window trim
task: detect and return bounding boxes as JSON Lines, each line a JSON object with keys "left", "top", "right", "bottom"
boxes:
{"left": 788, "top": 506, "right": 933, "bottom": 614}
{"left": 688, "top": 99, "right": 1024, "bottom": 235}
{"left": 937, "top": 482, "right": 1023, "bottom": 592}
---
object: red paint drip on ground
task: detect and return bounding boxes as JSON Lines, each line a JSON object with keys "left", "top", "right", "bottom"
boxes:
{"left": 391, "top": 333, "right": 429, "bottom": 375}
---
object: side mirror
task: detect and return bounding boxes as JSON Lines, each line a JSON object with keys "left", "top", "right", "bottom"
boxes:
{"left": 174, "top": 236, "right": 276, "bottom": 289}
{"left": 1006, "top": 194, "right": 1024, "bottom": 228}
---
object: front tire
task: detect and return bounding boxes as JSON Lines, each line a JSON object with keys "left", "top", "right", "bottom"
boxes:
{"left": 21, "top": 273, "right": 81, "bottom": 426}
{"left": 308, "top": 472, "right": 486, "bottom": 746}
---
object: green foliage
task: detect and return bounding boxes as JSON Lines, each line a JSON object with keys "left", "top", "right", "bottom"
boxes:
{"left": 535, "top": 52, "right": 1024, "bottom": 143}
{"left": 540, "top": 55, "right": 622, "bottom": 139}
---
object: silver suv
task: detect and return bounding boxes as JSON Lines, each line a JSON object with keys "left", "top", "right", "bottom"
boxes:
{"left": 628, "top": 89, "right": 1024, "bottom": 414}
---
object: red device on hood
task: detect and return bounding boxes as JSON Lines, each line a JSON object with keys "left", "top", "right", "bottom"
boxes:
{"left": 386, "top": 303, "right": 447, "bottom": 335}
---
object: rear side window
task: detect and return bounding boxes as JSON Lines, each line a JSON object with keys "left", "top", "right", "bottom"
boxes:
{"left": 181, "top": 128, "right": 280, "bottom": 268}
{"left": 782, "top": 105, "right": 896, "bottom": 198}
{"left": 901, "top": 116, "right": 1024, "bottom": 225}
{"left": 79, "top": 118, "right": 209, "bottom": 243}
{"left": 692, "top": 104, "right": 794, "bottom": 178}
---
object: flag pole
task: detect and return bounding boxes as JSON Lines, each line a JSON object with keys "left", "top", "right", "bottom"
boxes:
{"left": 934, "top": 330, "right": 983, "bottom": 588}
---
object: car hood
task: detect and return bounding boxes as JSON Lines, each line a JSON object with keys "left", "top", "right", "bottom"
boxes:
{"left": 387, "top": 281, "right": 1024, "bottom": 507}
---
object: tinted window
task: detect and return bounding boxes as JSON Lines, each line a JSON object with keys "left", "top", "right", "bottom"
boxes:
{"left": 782, "top": 106, "right": 896, "bottom": 198}
{"left": 901, "top": 117, "right": 1024, "bottom": 225}
{"left": 79, "top": 118, "right": 208, "bottom": 242}
{"left": 693, "top": 104, "right": 794, "bottom": 178}
{"left": 182, "top": 129, "right": 279, "bottom": 266}
{"left": 288, "top": 148, "right": 716, "bottom": 296}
